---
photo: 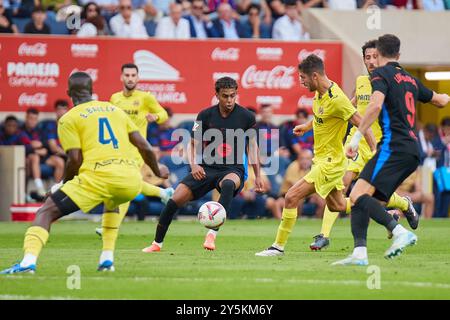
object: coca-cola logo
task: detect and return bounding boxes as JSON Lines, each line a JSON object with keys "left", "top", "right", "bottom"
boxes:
{"left": 298, "top": 49, "right": 326, "bottom": 62}
{"left": 71, "top": 68, "right": 98, "bottom": 82}
{"left": 18, "top": 42, "right": 47, "bottom": 57}
{"left": 18, "top": 93, "right": 48, "bottom": 107}
{"left": 71, "top": 44, "right": 99, "bottom": 58}
{"left": 211, "top": 48, "right": 240, "bottom": 61}
{"left": 256, "top": 47, "right": 283, "bottom": 61}
{"left": 241, "top": 65, "right": 295, "bottom": 90}
{"left": 297, "top": 95, "right": 314, "bottom": 108}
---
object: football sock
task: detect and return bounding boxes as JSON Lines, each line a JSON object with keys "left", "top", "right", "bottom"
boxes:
{"left": 207, "top": 229, "right": 218, "bottom": 237}
{"left": 274, "top": 207, "right": 298, "bottom": 249}
{"left": 351, "top": 195, "right": 371, "bottom": 248}
{"left": 22, "top": 226, "right": 49, "bottom": 263}
{"left": 218, "top": 179, "right": 236, "bottom": 214}
{"left": 99, "top": 250, "right": 113, "bottom": 264}
{"left": 365, "top": 196, "right": 398, "bottom": 232}
{"left": 155, "top": 199, "right": 178, "bottom": 243}
{"left": 141, "top": 182, "right": 163, "bottom": 198}
{"left": 118, "top": 202, "right": 130, "bottom": 224}
{"left": 392, "top": 224, "right": 408, "bottom": 237}
{"left": 352, "top": 246, "right": 368, "bottom": 259}
{"left": 102, "top": 212, "right": 121, "bottom": 251}
{"left": 20, "top": 253, "right": 37, "bottom": 268}
{"left": 320, "top": 206, "right": 339, "bottom": 238}
{"left": 345, "top": 197, "right": 351, "bottom": 214}
{"left": 387, "top": 192, "right": 409, "bottom": 212}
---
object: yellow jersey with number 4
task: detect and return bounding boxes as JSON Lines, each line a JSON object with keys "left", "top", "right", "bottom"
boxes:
{"left": 57, "top": 100, "right": 140, "bottom": 176}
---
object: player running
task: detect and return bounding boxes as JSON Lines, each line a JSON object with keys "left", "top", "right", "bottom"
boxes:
{"left": 142, "top": 77, "right": 263, "bottom": 252}
{"left": 333, "top": 34, "right": 450, "bottom": 266}
{"left": 310, "top": 39, "right": 418, "bottom": 251}
{"left": 95, "top": 63, "right": 173, "bottom": 236}
{"left": 0, "top": 72, "right": 166, "bottom": 274}
{"left": 256, "top": 54, "right": 377, "bottom": 257}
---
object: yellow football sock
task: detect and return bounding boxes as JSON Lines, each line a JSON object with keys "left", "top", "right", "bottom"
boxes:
{"left": 345, "top": 197, "right": 351, "bottom": 214}
{"left": 23, "top": 226, "right": 49, "bottom": 257}
{"left": 141, "top": 182, "right": 162, "bottom": 198}
{"left": 387, "top": 192, "right": 408, "bottom": 212}
{"left": 274, "top": 207, "right": 298, "bottom": 248}
{"left": 102, "top": 212, "right": 122, "bottom": 251}
{"left": 118, "top": 202, "right": 130, "bottom": 224}
{"left": 320, "top": 206, "right": 339, "bottom": 238}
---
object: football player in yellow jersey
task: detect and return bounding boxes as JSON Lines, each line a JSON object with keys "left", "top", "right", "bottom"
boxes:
{"left": 0, "top": 72, "right": 166, "bottom": 274}
{"left": 310, "top": 40, "right": 418, "bottom": 250}
{"left": 95, "top": 63, "right": 173, "bottom": 236}
{"left": 256, "top": 54, "right": 377, "bottom": 257}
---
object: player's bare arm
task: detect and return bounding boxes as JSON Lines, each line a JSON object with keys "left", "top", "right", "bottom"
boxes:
{"left": 348, "top": 111, "right": 377, "bottom": 152}
{"left": 293, "top": 118, "right": 313, "bottom": 137}
{"left": 188, "top": 138, "right": 206, "bottom": 180}
{"left": 129, "top": 131, "right": 166, "bottom": 178}
{"left": 430, "top": 92, "right": 450, "bottom": 108}
{"left": 63, "top": 149, "right": 83, "bottom": 183}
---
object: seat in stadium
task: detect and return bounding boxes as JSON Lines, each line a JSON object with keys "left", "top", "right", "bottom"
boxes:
{"left": 12, "top": 18, "right": 30, "bottom": 33}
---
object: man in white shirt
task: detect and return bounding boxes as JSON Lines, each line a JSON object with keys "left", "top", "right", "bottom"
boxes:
{"left": 155, "top": 2, "right": 190, "bottom": 39}
{"left": 110, "top": 0, "right": 149, "bottom": 38}
{"left": 272, "top": 0, "right": 310, "bottom": 41}
{"left": 324, "top": 0, "right": 357, "bottom": 10}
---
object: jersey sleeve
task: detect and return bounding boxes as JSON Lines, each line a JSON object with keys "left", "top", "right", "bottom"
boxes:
{"left": 371, "top": 68, "right": 389, "bottom": 95}
{"left": 416, "top": 78, "right": 434, "bottom": 103}
{"left": 332, "top": 95, "right": 356, "bottom": 121}
{"left": 191, "top": 110, "right": 206, "bottom": 140}
{"left": 145, "top": 93, "right": 168, "bottom": 124}
{"left": 57, "top": 115, "right": 81, "bottom": 151}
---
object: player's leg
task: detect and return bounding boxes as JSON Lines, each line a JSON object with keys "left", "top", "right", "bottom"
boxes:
{"left": 142, "top": 183, "right": 194, "bottom": 252}
{"left": 386, "top": 192, "right": 419, "bottom": 229}
{"left": 141, "top": 181, "right": 174, "bottom": 205}
{"left": 256, "top": 178, "right": 315, "bottom": 256}
{"left": 202, "top": 173, "right": 242, "bottom": 251}
{"left": 0, "top": 190, "right": 79, "bottom": 274}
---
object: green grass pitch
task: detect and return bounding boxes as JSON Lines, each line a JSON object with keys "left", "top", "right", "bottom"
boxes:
{"left": 0, "top": 218, "right": 449, "bottom": 300}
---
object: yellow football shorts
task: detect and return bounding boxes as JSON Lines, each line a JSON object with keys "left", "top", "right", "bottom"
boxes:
{"left": 303, "top": 158, "right": 347, "bottom": 199}
{"left": 61, "top": 170, "right": 142, "bottom": 213}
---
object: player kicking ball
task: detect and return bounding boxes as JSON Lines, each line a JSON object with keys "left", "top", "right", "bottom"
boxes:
{"left": 142, "top": 77, "right": 263, "bottom": 252}
{"left": 0, "top": 72, "right": 167, "bottom": 274}
{"left": 333, "top": 34, "right": 450, "bottom": 266}
{"left": 311, "top": 39, "right": 418, "bottom": 251}
{"left": 256, "top": 54, "right": 377, "bottom": 257}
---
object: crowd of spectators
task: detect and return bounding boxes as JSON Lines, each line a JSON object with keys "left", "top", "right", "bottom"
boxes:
{"left": 1, "top": 0, "right": 449, "bottom": 38}
{"left": 2, "top": 102, "right": 450, "bottom": 219}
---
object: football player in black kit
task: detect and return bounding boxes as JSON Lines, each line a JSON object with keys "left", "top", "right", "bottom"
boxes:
{"left": 333, "top": 34, "right": 450, "bottom": 266}
{"left": 142, "top": 77, "right": 264, "bottom": 252}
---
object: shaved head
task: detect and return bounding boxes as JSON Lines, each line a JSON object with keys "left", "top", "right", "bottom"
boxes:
{"left": 68, "top": 72, "right": 93, "bottom": 105}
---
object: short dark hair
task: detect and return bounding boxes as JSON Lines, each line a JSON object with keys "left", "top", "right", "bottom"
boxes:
{"left": 441, "top": 117, "right": 450, "bottom": 127}
{"left": 32, "top": 5, "right": 46, "bottom": 14}
{"left": 424, "top": 123, "right": 438, "bottom": 134}
{"left": 54, "top": 99, "right": 69, "bottom": 109}
{"left": 5, "top": 115, "right": 18, "bottom": 123}
{"left": 215, "top": 77, "right": 238, "bottom": 93}
{"left": 260, "top": 104, "right": 272, "bottom": 111}
{"left": 298, "top": 54, "right": 324, "bottom": 76}
{"left": 248, "top": 3, "right": 261, "bottom": 14}
{"left": 296, "top": 109, "right": 308, "bottom": 118}
{"left": 121, "top": 63, "right": 139, "bottom": 73}
{"left": 362, "top": 39, "right": 378, "bottom": 57}
{"left": 376, "top": 34, "right": 400, "bottom": 58}
{"left": 26, "top": 107, "right": 40, "bottom": 115}
{"left": 284, "top": 0, "right": 297, "bottom": 7}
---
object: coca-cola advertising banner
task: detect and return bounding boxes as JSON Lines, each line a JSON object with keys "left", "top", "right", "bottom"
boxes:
{"left": 0, "top": 36, "right": 342, "bottom": 114}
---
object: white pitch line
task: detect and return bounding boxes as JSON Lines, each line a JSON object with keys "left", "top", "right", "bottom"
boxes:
{"left": 0, "top": 294, "right": 80, "bottom": 300}
{"left": 2, "top": 275, "right": 450, "bottom": 290}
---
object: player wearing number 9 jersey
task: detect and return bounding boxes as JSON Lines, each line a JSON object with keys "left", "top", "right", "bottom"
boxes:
{"left": 0, "top": 72, "right": 165, "bottom": 275}
{"left": 333, "top": 34, "right": 450, "bottom": 266}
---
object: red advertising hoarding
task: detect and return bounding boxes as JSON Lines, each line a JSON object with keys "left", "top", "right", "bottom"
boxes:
{"left": 0, "top": 36, "right": 342, "bottom": 115}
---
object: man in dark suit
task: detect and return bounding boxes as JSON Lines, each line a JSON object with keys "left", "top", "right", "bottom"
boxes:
{"left": 210, "top": 2, "right": 246, "bottom": 39}
{"left": 185, "top": 0, "right": 213, "bottom": 38}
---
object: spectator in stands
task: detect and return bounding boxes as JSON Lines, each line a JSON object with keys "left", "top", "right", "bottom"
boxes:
{"left": 417, "top": 0, "right": 446, "bottom": 10}
{"left": 44, "top": 99, "right": 69, "bottom": 159}
{"left": 419, "top": 123, "right": 442, "bottom": 168}
{"left": 77, "top": 2, "right": 109, "bottom": 36}
{"left": 323, "top": 0, "right": 357, "bottom": 9}
{"left": 152, "top": 0, "right": 174, "bottom": 17}
{"left": 210, "top": 2, "right": 246, "bottom": 38}
{"left": 155, "top": 2, "right": 190, "bottom": 39}
{"left": 12, "top": 0, "right": 37, "bottom": 18}
{"left": 280, "top": 109, "right": 313, "bottom": 160}
{"left": 266, "top": 0, "right": 285, "bottom": 20}
{"left": 256, "top": 104, "right": 279, "bottom": 157}
{"left": 22, "top": 108, "right": 65, "bottom": 198}
{"left": 241, "top": 3, "right": 271, "bottom": 38}
{"left": 272, "top": 0, "right": 310, "bottom": 41}
{"left": 185, "top": 0, "right": 212, "bottom": 39}
{"left": 237, "top": 0, "right": 272, "bottom": 25}
{"left": 110, "top": 0, "right": 149, "bottom": 38}
{"left": 0, "top": 0, "right": 19, "bottom": 33}
{"left": 300, "top": 0, "right": 325, "bottom": 8}
{"left": 207, "top": 0, "right": 238, "bottom": 12}
{"left": 148, "top": 107, "right": 180, "bottom": 157}
{"left": 276, "top": 149, "right": 325, "bottom": 219}
{"left": 24, "top": 5, "right": 51, "bottom": 34}
{"left": 395, "top": 168, "right": 434, "bottom": 219}
{"left": 432, "top": 118, "right": 450, "bottom": 218}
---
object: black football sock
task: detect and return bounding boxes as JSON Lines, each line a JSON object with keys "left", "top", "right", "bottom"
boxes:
{"left": 351, "top": 195, "right": 371, "bottom": 248}
{"left": 154, "top": 199, "right": 178, "bottom": 243}
{"left": 364, "top": 195, "right": 398, "bottom": 232}
{"left": 218, "top": 179, "right": 236, "bottom": 215}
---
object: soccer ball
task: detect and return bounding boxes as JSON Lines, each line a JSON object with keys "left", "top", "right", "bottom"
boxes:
{"left": 198, "top": 201, "right": 226, "bottom": 229}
